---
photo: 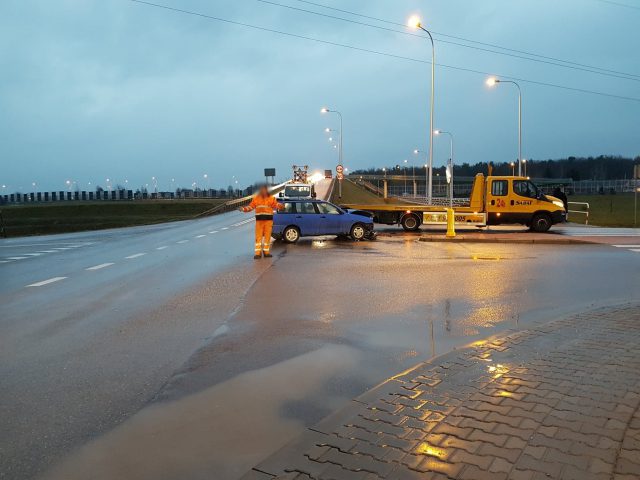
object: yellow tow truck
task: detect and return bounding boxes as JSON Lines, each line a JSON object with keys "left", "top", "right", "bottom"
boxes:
{"left": 342, "top": 174, "right": 567, "bottom": 233}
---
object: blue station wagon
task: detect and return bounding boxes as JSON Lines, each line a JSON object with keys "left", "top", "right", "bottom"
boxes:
{"left": 273, "top": 200, "right": 375, "bottom": 243}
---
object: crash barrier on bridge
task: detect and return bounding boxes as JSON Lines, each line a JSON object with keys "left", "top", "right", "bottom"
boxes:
{"left": 567, "top": 201, "right": 590, "bottom": 224}
{"left": 194, "top": 182, "right": 289, "bottom": 218}
{"left": 325, "top": 178, "right": 336, "bottom": 201}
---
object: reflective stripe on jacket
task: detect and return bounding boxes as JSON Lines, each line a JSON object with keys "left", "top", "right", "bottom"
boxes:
{"left": 242, "top": 194, "right": 282, "bottom": 220}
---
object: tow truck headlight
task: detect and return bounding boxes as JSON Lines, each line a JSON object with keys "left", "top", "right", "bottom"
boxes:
{"left": 552, "top": 200, "right": 564, "bottom": 209}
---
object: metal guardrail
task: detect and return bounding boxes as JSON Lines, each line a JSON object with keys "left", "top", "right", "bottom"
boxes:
{"left": 567, "top": 201, "right": 590, "bottom": 224}
{"left": 325, "top": 178, "right": 336, "bottom": 201}
{"left": 194, "top": 182, "right": 289, "bottom": 218}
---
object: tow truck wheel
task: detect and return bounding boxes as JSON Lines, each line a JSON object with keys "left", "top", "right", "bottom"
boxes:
{"left": 530, "top": 213, "right": 552, "bottom": 233}
{"left": 350, "top": 223, "right": 366, "bottom": 241}
{"left": 401, "top": 214, "right": 421, "bottom": 232}
{"left": 283, "top": 226, "right": 300, "bottom": 243}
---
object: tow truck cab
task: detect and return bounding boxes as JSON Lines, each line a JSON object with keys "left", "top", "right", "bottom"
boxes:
{"left": 281, "top": 183, "right": 316, "bottom": 199}
{"left": 475, "top": 174, "right": 566, "bottom": 231}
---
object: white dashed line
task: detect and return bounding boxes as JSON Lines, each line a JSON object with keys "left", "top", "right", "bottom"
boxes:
{"left": 631, "top": 249, "right": 640, "bottom": 253}
{"left": 209, "top": 231, "right": 218, "bottom": 234}
{"left": 177, "top": 240, "right": 189, "bottom": 244}
{"left": 195, "top": 234, "right": 206, "bottom": 238}
{"left": 125, "top": 253, "right": 146, "bottom": 259}
{"left": 37, "top": 250, "right": 58, "bottom": 253}
{"left": 612, "top": 245, "right": 640, "bottom": 248}
{"left": 0, "top": 260, "right": 10, "bottom": 264}
{"left": 221, "top": 227, "right": 229, "bottom": 230}
{"left": 27, "top": 277, "right": 67, "bottom": 287}
{"left": 22, "top": 253, "right": 42, "bottom": 257}
{"left": 7, "top": 257, "right": 28, "bottom": 260}
{"left": 86, "top": 263, "right": 115, "bottom": 271}
{"left": 156, "top": 246, "right": 168, "bottom": 250}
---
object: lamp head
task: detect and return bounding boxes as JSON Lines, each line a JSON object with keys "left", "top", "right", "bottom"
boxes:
{"left": 320, "top": 107, "right": 329, "bottom": 113}
{"left": 407, "top": 15, "right": 422, "bottom": 29}
{"left": 434, "top": 129, "right": 441, "bottom": 135}
{"left": 486, "top": 77, "right": 499, "bottom": 87}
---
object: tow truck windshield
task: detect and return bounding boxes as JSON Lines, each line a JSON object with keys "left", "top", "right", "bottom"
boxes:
{"left": 284, "top": 184, "right": 312, "bottom": 198}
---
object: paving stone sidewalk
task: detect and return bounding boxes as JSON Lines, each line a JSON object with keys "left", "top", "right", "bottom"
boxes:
{"left": 242, "top": 304, "right": 640, "bottom": 480}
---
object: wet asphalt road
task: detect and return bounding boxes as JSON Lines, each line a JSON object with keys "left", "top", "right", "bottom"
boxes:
{"left": 0, "top": 216, "right": 639, "bottom": 480}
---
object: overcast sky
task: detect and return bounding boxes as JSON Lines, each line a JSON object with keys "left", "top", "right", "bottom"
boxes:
{"left": 1, "top": 0, "right": 638, "bottom": 192}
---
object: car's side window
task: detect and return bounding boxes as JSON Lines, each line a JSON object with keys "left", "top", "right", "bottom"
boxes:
{"left": 491, "top": 180, "right": 508, "bottom": 196}
{"left": 280, "top": 202, "right": 296, "bottom": 213}
{"left": 316, "top": 202, "right": 341, "bottom": 215}
{"left": 298, "top": 202, "right": 317, "bottom": 214}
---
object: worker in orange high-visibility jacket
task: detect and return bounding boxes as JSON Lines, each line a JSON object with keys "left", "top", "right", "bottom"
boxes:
{"left": 240, "top": 185, "right": 284, "bottom": 259}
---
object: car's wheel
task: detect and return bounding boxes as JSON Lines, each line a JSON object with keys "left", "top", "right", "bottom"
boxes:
{"left": 350, "top": 223, "right": 366, "bottom": 241}
{"left": 530, "top": 213, "right": 552, "bottom": 233}
{"left": 282, "top": 226, "right": 300, "bottom": 243}
{"left": 401, "top": 213, "right": 421, "bottom": 232}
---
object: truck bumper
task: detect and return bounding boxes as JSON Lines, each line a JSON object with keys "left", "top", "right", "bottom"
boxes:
{"left": 551, "top": 210, "right": 567, "bottom": 224}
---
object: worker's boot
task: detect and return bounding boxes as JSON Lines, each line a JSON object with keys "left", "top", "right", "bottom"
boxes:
{"left": 264, "top": 253, "right": 273, "bottom": 258}
{"left": 254, "top": 254, "right": 262, "bottom": 260}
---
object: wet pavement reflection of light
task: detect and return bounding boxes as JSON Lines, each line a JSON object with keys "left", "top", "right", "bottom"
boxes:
{"left": 31, "top": 236, "right": 640, "bottom": 480}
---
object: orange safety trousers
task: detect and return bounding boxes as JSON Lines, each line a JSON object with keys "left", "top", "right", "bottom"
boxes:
{"left": 254, "top": 220, "right": 273, "bottom": 255}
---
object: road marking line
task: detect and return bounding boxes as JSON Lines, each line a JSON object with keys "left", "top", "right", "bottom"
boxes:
{"left": 86, "top": 263, "right": 115, "bottom": 271}
{"left": 53, "top": 247, "right": 73, "bottom": 250}
{"left": 631, "top": 249, "right": 640, "bottom": 253}
{"left": 0, "top": 260, "right": 10, "bottom": 263}
{"left": 38, "top": 250, "right": 58, "bottom": 253}
{"left": 22, "top": 253, "right": 43, "bottom": 257}
{"left": 27, "top": 277, "right": 67, "bottom": 287}
{"left": 7, "top": 257, "right": 28, "bottom": 260}
{"left": 209, "top": 231, "right": 218, "bottom": 234}
{"left": 125, "top": 253, "right": 146, "bottom": 259}
{"left": 221, "top": 227, "right": 229, "bottom": 230}
{"left": 195, "top": 234, "right": 206, "bottom": 238}
{"left": 612, "top": 245, "right": 640, "bottom": 248}
{"left": 156, "top": 246, "right": 168, "bottom": 250}
{"left": 177, "top": 240, "right": 189, "bottom": 244}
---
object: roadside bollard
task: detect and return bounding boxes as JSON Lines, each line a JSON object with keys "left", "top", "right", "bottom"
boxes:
{"left": 446, "top": 208, "right": 456, "bottom": 238}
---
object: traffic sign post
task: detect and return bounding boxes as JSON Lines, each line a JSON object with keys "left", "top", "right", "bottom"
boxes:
{"left": 336, "top": 165, "right": 344, "bottom": 199}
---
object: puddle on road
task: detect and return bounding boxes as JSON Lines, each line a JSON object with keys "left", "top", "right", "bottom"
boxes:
{"left": 39, "top": 344, "right": 359, "bottom": 480}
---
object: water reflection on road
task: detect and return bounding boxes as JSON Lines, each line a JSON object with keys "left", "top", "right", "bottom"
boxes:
{"left": 38, "top": 236, "right": 638, "bottom": 480}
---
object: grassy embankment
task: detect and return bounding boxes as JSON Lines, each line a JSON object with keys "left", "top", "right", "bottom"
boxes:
{"left": 569, "top": 194, "right": 637, "bottom": 227}
{"left": 0, "top": 200, "right": 226, "bottom": 237}
{"left": 333, "top": 182, "right": 638, "bottom": 227}
{"left": 330, "top": 180, "right": 399, "bottom": 205}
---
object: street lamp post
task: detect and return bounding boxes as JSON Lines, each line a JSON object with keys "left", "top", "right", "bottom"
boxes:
{"left": 408, "top": 15, "right": 435, "bottom": 204}
{"left": 510, "top": 162, "right": 515, "bottom": 176}
{"left": 321, "top": 107, "right": 343, "bottom": 198}
{"left": 486, "top": 77, "right": 523, "bottom": 176}
{"left": 434, "top": 130, "right": 454, "bottom": 207}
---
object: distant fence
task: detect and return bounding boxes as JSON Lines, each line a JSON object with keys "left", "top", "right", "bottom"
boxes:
{"left": 195, "top": 182, "right": 289, "bottom": 218}
{"left": 0, "top": 188, "right": 251, "bottom": 205}
{"left": 349, "top": 175, "right": 639, "bottom": 196}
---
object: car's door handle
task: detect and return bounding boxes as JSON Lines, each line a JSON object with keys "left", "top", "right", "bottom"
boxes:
{"left": 490, "top": 200, "right": 495, "bottom": 206}
{"left": 320, "top": 215, "right": 326, "bottom": 218}
{"left": 510, "top": 200, "right": 514, "bottom": 206}
{"left": 295, "top": 215, "right": 302, "bottom": 218}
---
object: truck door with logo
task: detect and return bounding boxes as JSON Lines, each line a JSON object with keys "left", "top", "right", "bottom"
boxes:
{"left": 485, "top": 179, "right": 510, "bottom": 224}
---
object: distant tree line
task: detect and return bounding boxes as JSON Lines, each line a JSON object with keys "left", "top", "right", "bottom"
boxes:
{"left": 351, "top": 156, "right": 640, "bottom": 181}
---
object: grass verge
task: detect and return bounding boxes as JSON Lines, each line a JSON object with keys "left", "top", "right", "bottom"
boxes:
{"left": 0, "top": 200, "right": 226, "bottom": 237}
{"left": 569, "top": 194, "right": 637, "bottom": 227}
